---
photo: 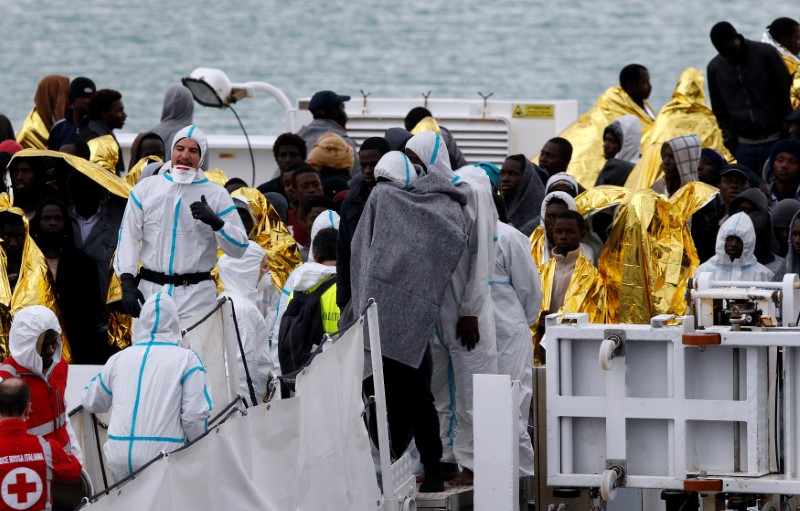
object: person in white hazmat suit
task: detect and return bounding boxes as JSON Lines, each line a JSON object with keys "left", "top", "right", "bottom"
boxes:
{"left": 405, "top": 131, "right": 498, "bottom": 482}
{"left": 491, "top": 195, "right": 542, "bottom": 476}
{"left": 268, "top": 209, "right": 339, "bottom": 374}
{"left": 695, "top": 211, "right": 774, "bottom": 282}
{"left": 115, "top": 124, "right": 249, "bottom": 321}
{"left": 82, "top": 292, "right": 211, "bottom": 480}
{"left": 218, "top": 243, "right": 275, "bottom": 405}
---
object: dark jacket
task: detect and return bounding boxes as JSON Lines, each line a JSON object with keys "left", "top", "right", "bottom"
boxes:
{"left": 70, "top": 200, "right": 125, "bottom": 302}
{"left": 257, "top": 175, "right": 287, "bottom": 201}
{"left": 707, "top": 37, "right": 792, "bottom": 151}
{"left": 47, "top": 109, "right": 88, "bottom": 150}
{"left": 336, "top": 181, "right": 370, "bottom": 307}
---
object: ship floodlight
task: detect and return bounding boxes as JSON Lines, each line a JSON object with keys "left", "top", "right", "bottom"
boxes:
{"left": 182, "top": 67, "right": 232, "bottom": 108}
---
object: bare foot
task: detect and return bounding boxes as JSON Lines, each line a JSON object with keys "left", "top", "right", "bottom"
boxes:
{"left": 450, "top": 468, "right": 474, "bottom": 486}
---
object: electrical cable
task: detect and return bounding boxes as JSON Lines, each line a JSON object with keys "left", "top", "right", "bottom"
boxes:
{"left": 227, "top": 103, "right": 256, "bottom": 186}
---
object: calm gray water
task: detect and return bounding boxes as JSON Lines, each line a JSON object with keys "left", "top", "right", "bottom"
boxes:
{"left": 0, "top": 0, "right": 792, "bottom": 138}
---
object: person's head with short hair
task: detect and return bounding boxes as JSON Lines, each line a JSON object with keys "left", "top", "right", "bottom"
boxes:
{"left": 768, "top": 17, "right": 800, "bottom": 56}
{"left": 60, "top": 139, "right": 91, "bottom": 160}
{"left": 710, "top": 21, "right": 743, "bottom": 62}
{"left": 404, "top": 107, "right": 433, "bottom": 132}
{"left": 129, "top": 132, "right": 165, "bottom": 170}
{"left": 0, "top": 377, "right": 31, "bottom": 420}
{"left": 272, "top": 132, "right": 307, "bottom": 173}
{"left": 719, "top": 164, "right": 752, "bottom": 205}
{"left": 773, "top": 199, "right": 800, "bottom": 257}
{"left": 302, "top": 195, "right": 336, "bottom": 234}
{"left": 224, "top": 177, "right": 248, "bottom": 195}
{"left": 308, "top": 90, "right": 349, "bottom": 127}
{"left": 619, "top": 64, "right": 652, "bottom": 105}
{"left": 68, "top": 76, "right": 96, "bottom": 121}
{"left": 311, "top": 227, "right": 338, "bottom": 264}
{"left": 539, "top": 137, "right": 573, "bottom": 176}
{"left": 290, "top": 164, "right": 323, "bottom": 209}
{"left": 88, "top": 89, "right": 125, "bottom": 130}
{"left": 31, "top": 197, "right": 73, "bottom": 252}
{"left": 553, "top": 210, "right": 585, "bottom": 256}
{"left": 0, "top": 212, "right": 25, "bottom": 266}
{"left": 359, "top": 137, "right": 391, "bottom": 187}
{"left": 500, "top": 154, "right": 528, "bottom": 200}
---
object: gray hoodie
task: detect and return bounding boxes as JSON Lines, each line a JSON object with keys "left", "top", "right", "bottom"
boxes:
{"left": 148, "top": 85, "right": 206, "bottom": 170}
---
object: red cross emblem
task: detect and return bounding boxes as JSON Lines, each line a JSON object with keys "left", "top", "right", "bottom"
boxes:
{"left": 1, "top": 468, "right": 42, "bottom": 510}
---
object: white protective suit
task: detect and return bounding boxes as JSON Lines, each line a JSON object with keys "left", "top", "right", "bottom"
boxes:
{"left": 3, "top": 306, "right": 83, "bottom": 462}
{"left": 268, "top": 210, "right": 339, "bottom": 369}
{"left": 492, "top": 221, "right": 542, "bottom": 476}
{"left": 114, "top": 125, "right": 249, "bottom": 320}
{"left": 82, "top": 292, "right": 212, "bottom": 481}
{"left": 374, "top": 151, "right": 418, "bottom": 191}
{"left": 407, "top": 131, "right": 498, "bottom": 471}
{"left": 695, "top": 212, "right": 774, "bottom": 282}
{"left": 218, "top": 243, "right": 275, "bottom": 405}
{"left": 537, "top": 191, "right": 595, "bottom": 266}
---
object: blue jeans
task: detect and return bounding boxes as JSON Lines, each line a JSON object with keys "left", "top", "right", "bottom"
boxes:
{"left": 735, "top": 140, "right": 778, "bottom": 179}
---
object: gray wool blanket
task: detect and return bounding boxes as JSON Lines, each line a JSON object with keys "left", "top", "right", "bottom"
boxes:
{"left": 351, "top": 172, "right": 468, "bottom": 368}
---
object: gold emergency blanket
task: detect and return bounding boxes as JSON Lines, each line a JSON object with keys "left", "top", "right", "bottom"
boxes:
{"left": 15, "top": 109, "right": 50, "bottom": 150}
{"left": 624, "top": 68, "right": 734, "bottom": 191}
{"left": 599, "top": 181, "right": 717, "bottom": 324}
{"left": 529, "top": 186, "right": 630, "bottom": 268}
{"left": 535, "top": 86, "right": 654, "bottom": 189}
{"left": 11, "top": 149, "right": 131, "bottom": 199}
{"left": 410, "top": 116, "right": 442, "bottom": 135}
{"left": 539, "top": 252, "right": 606, "bottom": 323}
{"left": 88, "top": 134, "right": 120, "bottom": 174}
{"left": 126, "top": 156, "right": 163, "bottom": 187}
{"left": 231, "top": 187, "right": 301, "bottom": 289}
{"left": 0, "top": 207, "right": 71, "bottom": 362}
{"left": 205, "top": 168, "right": 229, "bottom": 187}
{"left": 782, "top": 54, "right": 800, "bottom": 110}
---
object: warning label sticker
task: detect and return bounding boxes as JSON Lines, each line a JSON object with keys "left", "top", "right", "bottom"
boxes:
{"left": 512, "top": 104, "right": 554, "bottom": 119}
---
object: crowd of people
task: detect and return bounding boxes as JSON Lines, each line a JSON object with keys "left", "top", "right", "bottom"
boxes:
{"left": 0, "top": 16, "right": 799, "bottom": 507}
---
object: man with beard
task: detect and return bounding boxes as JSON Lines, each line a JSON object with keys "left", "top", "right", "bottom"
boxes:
{"left": 115, "top": 125, "right": 248, "bottom": 320}
{"left": 297, "top": 90, "right": 360, "bottom": 172}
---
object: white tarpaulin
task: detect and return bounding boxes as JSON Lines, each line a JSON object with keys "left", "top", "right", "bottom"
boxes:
{"left": 83, "top": 309, "right": 380, "bottom": 510}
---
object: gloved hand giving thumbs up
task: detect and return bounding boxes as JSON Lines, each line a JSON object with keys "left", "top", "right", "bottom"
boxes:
{"left": 190, "top": 195, "right": 224, "bottom": 231}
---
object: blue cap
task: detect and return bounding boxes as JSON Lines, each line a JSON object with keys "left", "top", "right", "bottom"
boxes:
{"left": 308, "top": 90, "right": 350, "bottom": 113}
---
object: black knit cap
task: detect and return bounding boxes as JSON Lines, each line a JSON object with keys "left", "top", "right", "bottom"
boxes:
{"left": 69, "top": 77, "right": 96, "bottom": 103}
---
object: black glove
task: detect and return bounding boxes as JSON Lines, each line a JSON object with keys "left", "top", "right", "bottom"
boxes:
{"left": 190, "top": 195, "right": 224, "bottom": 231}
{"left": 120, "top": 273, "right": 145, "bottom": 318}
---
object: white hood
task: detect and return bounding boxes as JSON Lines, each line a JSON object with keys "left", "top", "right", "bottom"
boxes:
{"left": 132, "top": 292, "right": 182, "bottom": 346}
{"left": 539, "top": 191, "right": 578, "bottom": 226}
{"left": 713, "top": 212, "right": 757, "bottom": 268}
{"left": 8, "top": 306, "right": 62, "bottom": 377}
{"left": 219, "top": 243, "right": 267, "bottom": 305}
{"left": 308, "top": 209, "right": 340, "bottom": 261}
{"left": 161, "top": 124, "right": 208, "bottom": 183}
{"left": 405, "top": 131, "right": 454, "bottom": 179}
{"left": 615, "top": 115, "right": 643, "bottom": 163}
{"left": 291, "top": 262, "right": 337, "bottom": 293}
{"left": 545, "top": 172, "right": 579, "bottom": 196}
{"left": 375, "top": 151, "right": 418, "bottom": 190}
{"left": 454, "top": 165, "right": 494, "bottom": 194}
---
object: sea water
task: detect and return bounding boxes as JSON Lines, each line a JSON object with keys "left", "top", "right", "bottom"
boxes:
{"left": 0, "top": 0, "right": 792, "bottom": 141}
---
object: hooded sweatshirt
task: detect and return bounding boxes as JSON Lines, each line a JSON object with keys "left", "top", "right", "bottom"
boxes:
{"left": 218, "top": 243, "right": 275, "bottom": 403}
{"left": 506, "top": 159, "right": 546, "bottom": 236}
{"left": 82, "top": 293, "right": 212, "bottom": 479}
{"left": 651, "top": 134, "right": 701, "bottom": 197}
{"left": 596, "top": 115, "right": 642, "bottom": 186}
{"left": 351, "top": 171, "right": 468, "bottom": 368}
{"left": 150, "top": 85, "right": 194, "bottom": 156}
{"left": 785, "top": 209, "right": 800, "bottom": 275}
{"left": 729, "top": 188, "right": 785, "bottom": 280}
{"left": 0, "top": 306, "right": 82, "bottom": 461}
{"left": 696, "top": 212, "right": 773, "bottom": 282}
{"left": 529, "top": 191, "right": 594, "bottom": 268}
